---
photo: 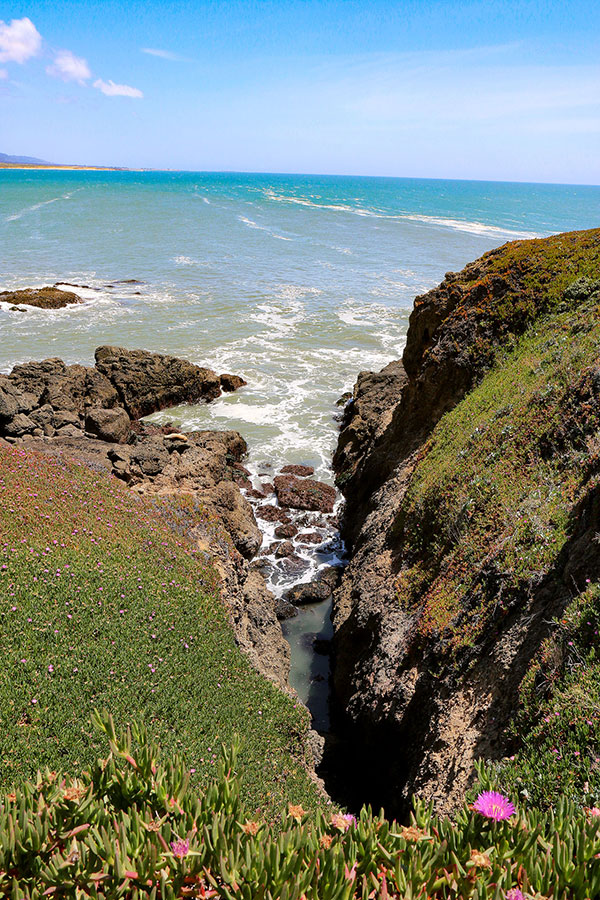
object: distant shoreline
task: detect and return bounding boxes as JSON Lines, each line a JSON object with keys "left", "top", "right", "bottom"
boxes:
{"left": 0, "top": 164, "right": 142, "bottom": 171}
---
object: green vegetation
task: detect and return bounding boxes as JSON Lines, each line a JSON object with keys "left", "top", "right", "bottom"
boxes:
{"left": 496, "top": 583, "right": 600, "bottom": 811}
{"left": 0, "top": 446, "right": 320, "bottom": 819}
{"left": 395, "top": 279, "right": 600, "bottom": 649}
{"left": 4, "top": 712, "right": 600, "bottom": 899}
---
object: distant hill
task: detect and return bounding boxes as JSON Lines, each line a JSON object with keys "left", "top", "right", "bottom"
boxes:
{"left": 0, "top": 152, "right": 52, "bottom": 165}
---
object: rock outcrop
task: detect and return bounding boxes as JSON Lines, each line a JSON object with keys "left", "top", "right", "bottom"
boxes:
{"left": 0, "top": 286, "right": 82, "bottom": 309}
{"left": 330, "top": 228, "right": 600, "bottom": 817}
{"left": 95, "top": 346, "right": 222, "bottom": 418}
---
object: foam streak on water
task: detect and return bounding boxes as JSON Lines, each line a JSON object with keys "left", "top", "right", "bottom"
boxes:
{"left": 1, "top": 170, "right": 598, "bottom": 722}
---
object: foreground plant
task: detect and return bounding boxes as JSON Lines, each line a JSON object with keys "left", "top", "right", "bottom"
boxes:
{"left": 1, "top": 712, "right": 599, "bottom": 898}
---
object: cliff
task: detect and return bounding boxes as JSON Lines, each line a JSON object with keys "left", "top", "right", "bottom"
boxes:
{"left": 331, "top": 227, "right": 600, "bottom": 816}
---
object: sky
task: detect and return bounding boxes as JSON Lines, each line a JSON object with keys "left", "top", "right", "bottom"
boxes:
{"left": 0, "top": 0, "right": 599, "bottom": 183}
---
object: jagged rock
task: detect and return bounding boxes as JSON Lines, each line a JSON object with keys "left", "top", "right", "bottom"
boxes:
{"left": 130, "top": 439, "right": 170, "bottom": 476}
{"left": 94, "top": 345, "right": 222, "bottom": 418}
{"left": 85, "top": 407, "right": 131, "bottom": 443}
{"left": 220, "top": 373, "right": 247, "bottom": 392}
{"left": 274, "top": 523, "right": 298, "bottom": 539}
{"left": 274, "top": 599, "right": 298, "bottom": 620}
{"left": 3, "top": 413, "right": 35, "bottom": 437}
{"left": 296, "top": 531, "right": 324, "bottom": 544}
{"left": 280, "top": 464, "right": 315, "bottom": 477}
{"left": 203, "top": 482, "right": 262, "bottom": 559}
{"left": 255, "top": 505, "right": 291, "bottom": 524}
{"left": 285, "top": 566, "right": 341, "bottom": 606}
{"left": 274, "top": 540, "right": 295, "bottom": 558}
{"left": 54, "top": 410, "right": 80, "bottom": 429}
{"left": 57, "top": 423, "right": 83, "bottom": 437}
{"left": 274, "top": 475, "right": 336, "bottom": 513}
{"left": 0, "top": 286, "right": 81, "bottom": 309}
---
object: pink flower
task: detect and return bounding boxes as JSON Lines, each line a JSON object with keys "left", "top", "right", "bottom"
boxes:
{"left": 170, "top": 838, "right": 190, "bottom": 859}
{"left": 506, "top": 890, "right": 525, "bottom": 900}
{"left": 473, "top": 791, "right": 515, "bottom": 821}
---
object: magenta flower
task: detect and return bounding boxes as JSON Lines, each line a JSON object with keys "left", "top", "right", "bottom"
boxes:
{"left": 170, "top": 838, "right": 190, "bottom": 859}
{"left": 473, "top": 791, "right": 515, "bottom": 821}
{"left": 506, "top": 890, "right": 525, "bottom": 900}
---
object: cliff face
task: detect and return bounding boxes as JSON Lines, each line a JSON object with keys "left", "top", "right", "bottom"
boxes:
{"left": 331, "top": 228, "right": 600, "bottom": 816}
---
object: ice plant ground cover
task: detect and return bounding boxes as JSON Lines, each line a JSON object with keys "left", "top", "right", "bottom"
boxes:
{"left": 0, "top": 445, "right": 321, "bottom": 819}
{"left": 1, "top": 711, "right": 599, "bottom": 899}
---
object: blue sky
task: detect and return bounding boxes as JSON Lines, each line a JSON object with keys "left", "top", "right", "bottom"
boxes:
{"left": 0, "top": 0, "right": 599, "bottom": 182}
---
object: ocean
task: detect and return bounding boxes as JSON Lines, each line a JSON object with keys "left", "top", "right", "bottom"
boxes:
{"left": 1, "top": 170, "right": 598, "bottom": 721}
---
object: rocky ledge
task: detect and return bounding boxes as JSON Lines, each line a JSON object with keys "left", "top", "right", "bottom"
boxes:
{"left": 330, "top": 228, "right": 600, "bottom": 816}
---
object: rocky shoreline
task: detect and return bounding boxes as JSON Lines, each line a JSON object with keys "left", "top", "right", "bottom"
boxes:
{"left": 0, "top": 342, "right": 344, "bottom": 781}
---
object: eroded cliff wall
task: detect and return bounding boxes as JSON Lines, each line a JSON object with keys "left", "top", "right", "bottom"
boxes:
{"left": 331, "top": 228, "right": 600, "bottom": 816}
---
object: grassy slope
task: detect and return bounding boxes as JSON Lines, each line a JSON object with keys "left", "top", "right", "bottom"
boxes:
{"left": 0, "top": 445, "right": 322, "bottom": 819}
{"left": 393, "top": 260, "right": 600, "bottom": 807}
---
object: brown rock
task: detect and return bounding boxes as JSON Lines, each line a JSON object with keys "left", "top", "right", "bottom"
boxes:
{"left": 0, "top": 286, "right": 81, "bottom": 309}
{"left": 274, "top": 540, "right": 295, "bottom": 558}
{"left": 255, "top": 505, "right": 291, "bottom": 524}
{"left": 220, "top": 373, "right": 247, "bottom": 392}
{"left": 85, "top": 407, "right": 131, "bottom": 443}
{"left": 273, "top": 475, "right": 337, "bottom": 513}
{"left": 203, "top": 481, "right": 262, "bottom": 558}
{"left": 280, "top": 464, "right": 315, "bottom": 477}
{"left": 296, "top": 531, "right": 324, "bottom": 544}
{"left": 274, "top": 523, "right": 298, "bottom": 539}
{"left": 94, "top": 346, "right": 222, "bottom": 418}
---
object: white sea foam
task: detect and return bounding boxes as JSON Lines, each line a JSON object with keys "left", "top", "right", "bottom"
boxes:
{"left": 5, "top": 190, "right": 80, "bottom": 223}
{"left": 238, "top": 214, "right": 293, "bottom": 241}
{"left": 262, "top": 188, "right": 542, "bottom": 239}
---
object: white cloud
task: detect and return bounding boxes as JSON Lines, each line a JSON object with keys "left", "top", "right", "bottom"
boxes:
{"left": 141, "top": 47, "right": 183, "bottom": 61}
{"left": 47, "top": 49, "right": 91, "bottom": 84}
{"left": 93, "top": 78, "right": 143, "bottom": 98}
{"left": 0, "top": 16, "right": 42, "bottom": 64}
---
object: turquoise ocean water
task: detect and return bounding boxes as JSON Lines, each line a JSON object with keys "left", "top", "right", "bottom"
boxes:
{"left": 1, "top": 170, "right": 598, "bottom": 719}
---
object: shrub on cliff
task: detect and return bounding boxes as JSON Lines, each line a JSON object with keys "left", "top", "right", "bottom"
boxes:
{"left": 3, "top": 711, "right": 600, "bottom": 899}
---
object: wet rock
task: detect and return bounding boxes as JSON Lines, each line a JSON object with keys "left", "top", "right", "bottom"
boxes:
{"left": 255, "top": 505, "right": 291, "bottom": 524}
{"left": 274, "top": 599, "right": 298, "bottom": 620}
{"left": 94, "top": 345, "right": 222, "bottom": 418}
{"left": 296, "top": 531, "right": 324, "bottom": 544}
{"left": 274, "top": 475, "right": 337, "bottom": 513}
{"left": 274, "top": 540, "right": 295, "bottom": 558}
{"left": 85, "top": 407, "right": 131, "bottom": 444}
{"left": 278, "top": 555, "right": 310, "bottom": 576}
{"left": 280, "top": 464, "right": 315, "bottom": 477}
{"left": 274, "top": 523, "right": 298, "bottom": 539}
{"left": 285, "top": 566, "right": 341, "bottom": 605}
{"left": 0, "top": 286, "right": 82, "bottom": 309}
{"left": 220, "top": 373, "right": 247, "bottom": 392}
{"left": 336, "top": 391, "right": 352, "bottom": 406}
{"left": 285, "top": 580, "right": 331, "bottom": 605}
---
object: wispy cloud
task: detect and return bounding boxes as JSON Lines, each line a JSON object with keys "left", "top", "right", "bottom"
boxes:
{"left": 47, "top": 49, "right": 91, "bottom": 84}
{"left": 0, "top": 68, "right": 7, "bottom": 79}
{"left": 0, "top": 17, "right": 42, "bottom": 64}
{"left": 141, "top": 47, "right": 187, "bottom": 61}
{"left": 93, "top": 78, "right": 143, "bottom": 98}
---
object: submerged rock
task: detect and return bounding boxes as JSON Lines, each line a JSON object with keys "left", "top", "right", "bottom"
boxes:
{"left": 0, "top": 286, "right": 82, "bottom": 309}
{"left": 280, "top": 464, "right": 315, "bottom": 477}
